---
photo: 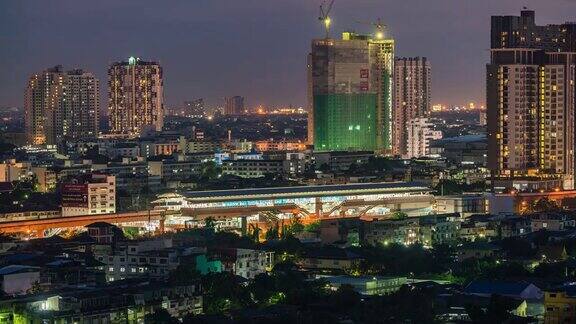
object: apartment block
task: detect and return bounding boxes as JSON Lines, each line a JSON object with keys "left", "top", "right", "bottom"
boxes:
{"left": 393, "top": 57, "right": 431, "bottom": 156}
{"left": 108, "top": 57, "right": 164, "bottom": 136}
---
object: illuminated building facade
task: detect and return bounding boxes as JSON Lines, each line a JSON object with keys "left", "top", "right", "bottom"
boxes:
{"left": 487, "top": 11, "right": 576, "bottom": 189}
{"left": 393, "top": 57, "right": 431, "bottom": 156}
{"left": 108, "top": 57, "right": 164, "bottom": 136}
{"left": 491, "top": 10, "right": 576, "bottom": 52}
{"left": 153, "top": 182, "right": 434, "bottom": 220}
{"left": 309, "top": 32, "right": 394, "bottom": 152}
{"left": 61, "top": 174, "right": 116, "bottom": 217}
{"left": 544, "top": 288, "right": 576, "bottom": 323}
{"left": 254, "top": 140, "right": 307, "bottom": 152}
{"left": 406, "top": 118, "right": 442, "bottom": 159}
{"left": 25, "top": 66, "right": 100, "bottom": 145}
{"left": 182, "top": 99, "right": 205, "bottom": 118}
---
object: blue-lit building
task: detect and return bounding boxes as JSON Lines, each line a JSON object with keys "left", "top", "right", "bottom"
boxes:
{"left": 154, "top": 182, "right": 434, "bottom": 220}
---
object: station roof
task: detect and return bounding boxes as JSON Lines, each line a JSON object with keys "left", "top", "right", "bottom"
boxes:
{"left": 183, "top": 182, "right": 430, "bottom": 203}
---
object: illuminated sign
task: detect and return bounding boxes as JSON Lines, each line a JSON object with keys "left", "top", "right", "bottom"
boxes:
{"left": 62, "top": 184, "right": 88, "bottom": 207}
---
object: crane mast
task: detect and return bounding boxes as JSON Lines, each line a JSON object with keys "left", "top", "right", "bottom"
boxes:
{"left": 319, "top": 0, "right": 335, "bottom": 39}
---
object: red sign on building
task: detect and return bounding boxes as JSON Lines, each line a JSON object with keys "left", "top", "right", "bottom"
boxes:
{"left": 360, "top": 81, "right": 369, "bottom": 91}
{"left": 360, "top": 69, "right": 369, "bottom": 78}
{"left": 62, "top": 183, "right": 88, "bottom": 207}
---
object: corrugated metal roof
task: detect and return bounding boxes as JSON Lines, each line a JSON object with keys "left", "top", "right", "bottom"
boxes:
{"left": 183, "top": 182, "right": 430, "bottom": 201}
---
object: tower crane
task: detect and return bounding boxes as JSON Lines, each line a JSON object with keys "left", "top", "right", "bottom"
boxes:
{"left": 319, "top": 0, "right": 335, "bottom": 39}
{"left": 356, "top": 18, "right": 387, "bottom": 39}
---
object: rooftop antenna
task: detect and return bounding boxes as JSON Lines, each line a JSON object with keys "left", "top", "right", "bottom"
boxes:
{"left": 319, "top": 0, "right": 335, "bottom": 39}
{"left": 356, "top": 18, "right": 387, "bottom": 39}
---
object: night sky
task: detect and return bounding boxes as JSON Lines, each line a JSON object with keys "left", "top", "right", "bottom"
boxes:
{"left": 1, "top": 0, "right": 575, "bottom": 111}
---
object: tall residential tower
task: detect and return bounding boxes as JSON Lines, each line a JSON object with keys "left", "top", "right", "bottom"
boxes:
{"left": 224, "top": 96, "right": 245, "bottom": 116}
{"left": 108, "top": 57, "right": 164, "bottom": 136}
{"left": 308, "top": 32, "right": 394, "bottom": 152}
{"left": 487, "top": 10, "right": 576, "bottom": 189}
{"left": 25, "top": 66, "right": 100, "bottom": 145}
{"left": 393, "top": 57, "right": 431, "bottom": 157}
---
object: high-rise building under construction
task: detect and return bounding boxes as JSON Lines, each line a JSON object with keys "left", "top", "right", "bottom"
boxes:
{"left": 308, "top": 32, "right": 394, "bottom": 152}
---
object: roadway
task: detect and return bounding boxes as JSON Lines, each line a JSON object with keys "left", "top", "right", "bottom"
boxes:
{"left": 0, "top": 210, "right": 165, "bottom": 237}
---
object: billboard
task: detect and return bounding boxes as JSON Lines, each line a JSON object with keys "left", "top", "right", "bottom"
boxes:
{"left": 62, "top": 184, "right": 88, "bottom": 207}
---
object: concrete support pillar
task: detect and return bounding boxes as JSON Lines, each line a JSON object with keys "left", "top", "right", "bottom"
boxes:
{"left": 315, "top": 197, "right": 323, "bottom": 218}
{"left": 159, "top": 217, "right": 165, "bottom": 234}
{"left": 241, "top": 216, "right": 247, "bottom": 236}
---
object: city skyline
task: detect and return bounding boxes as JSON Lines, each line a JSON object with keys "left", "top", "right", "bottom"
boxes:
{"left": 1, "top": 4, "right": 576, "bottom": 322}
{"left": 2, "top": 0, "right": 575, "bottom": 110}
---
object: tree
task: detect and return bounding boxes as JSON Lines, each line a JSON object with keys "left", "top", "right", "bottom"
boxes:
{"left": 204, "top": 217, "right": 216, "bottom": 234}
{"left": 123, "top": 227, "right": 140, "bottom": 240}
{"left": 303, "top": 163, "right": 317, "bottom": 179}
{"left": 26, "top": 280, "right": 42, "bottom": 294}
{"left": 365, "top": 157, "right": 395, "bottom": 173}
{"left": 348, "top": 163, "right": 359, "bottom": 173}
{"left": 304, "top": 221, "right": 320, "bottom": 233}
{"left": 202, "top": 272, "right": 253, "bottom": 314}
{"left": 168, "top": 264, "right": 201, "bottom": 285}
{"left": 528, "top": 197, "right": 561, "bottom": 213}
{"left": 331, "top": 284, "right": 361, "bottom": 311}
{"left": 318, "top": 163, "right": 331, "bottom": 173}
{"left": 0, "top": 142, "right": 16, "bottom": 156}
{"left": 248, "top": 273, "right": 278, "bottom": 306}
{"left": 248, "top": 224, "right": 261, "bottom": 242}
{"left": 499, "top": 237, "right": 536, "bottom": 258}
{"left": 434, "top": 179, "right": 464, "bottom": 195}
{"left": 144, "top": 309, "right": 179, "bottom": 324}
{"left": 390, "top": 211, "right": 408, "bottom": 220}
{"left": 285, "top": 217, "right": 304, "bottom": 236}
{"left": 200, "top": 161, "right": 221, "bottom": 181}
{"left": 465, "top": 294, "right": 517, "bottom": 323}
{"left": 265, "top": 224, "right": 280, "bottom": 241}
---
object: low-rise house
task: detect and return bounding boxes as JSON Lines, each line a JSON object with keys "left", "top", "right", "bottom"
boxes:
{"left": 544, "top": 286, "right": 576, "bottom": 324}
{"left": 221, "top": 159, "right": 285, "bottom": 178}
{"left": 209, "top": 248, "right": 273, "bottom": 279}
{"left": 93, "top": 238, "right": 180, "bottom": 282}
{"left": 86, "top": 222, "right": 123, "bottom": 244}
{"left": 434, "top": 194, "right": 487, "bottom": 217}
{"left": 464, "top": 280, "right": 543, "bottom": 300}
{"left": 464, "top": 280, "right": 544, "bottom": 317}
{"left": 319, "top": 217, "right": 363, "bottom": 245}
{"left": 538, "top": 244, "right": 568, "bottom": 262}
{"left": 498, "top": 217, "right": 532, "bottom": 238}
{"left": 322, "top": 275, "right": 407, "bottom": 295}
{"left": 364, "top": 218, "right": 420, "bottom": 246}
{"left": 313, "top": 151, "right": 373, "bottom": 172}
{"left": 193, "top": 254, "right": 223, "bottom": 275}
{"left": 0, "top": 279, "right": 203, "bottom": 322}
{"left": 364, "top": 214, "right": 461, "bottom": 247}
{"left": 0, "top": 265, "right": 40, "bottom": 295}
{"left": 418, "top": 214, "right": 461, "bottom": 245}
{"left": 530, "top": 212, "right": 576, "bottom": 232}
{"left": 300, "top": 248, "right": 362, "bottom": 272}
{"left": 456, "top": 242, "right": 501, "bottom": 261}
{"left": 437, "top": 292, "right": 529, "bottom": 321}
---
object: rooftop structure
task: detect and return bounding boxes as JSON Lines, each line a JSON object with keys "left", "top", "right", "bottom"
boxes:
{"left": 154, "top": 182, "right": 434, "bottom": 221}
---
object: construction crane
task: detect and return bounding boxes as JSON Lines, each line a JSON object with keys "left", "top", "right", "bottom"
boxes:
{"left": 319, "top": 0, "right": 335, "bottom": 38}
{"left": 356, "top": 18, "right": 387, "bottom": 39}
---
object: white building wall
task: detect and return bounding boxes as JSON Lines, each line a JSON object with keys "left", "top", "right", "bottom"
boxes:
{"left": 406, "top": 118, "right": 442, "bottom": 158}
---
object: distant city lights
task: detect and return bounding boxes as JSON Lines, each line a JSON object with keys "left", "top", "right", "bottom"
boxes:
{"left": 432, "top": 102, "right": 485, "bottom": 112}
